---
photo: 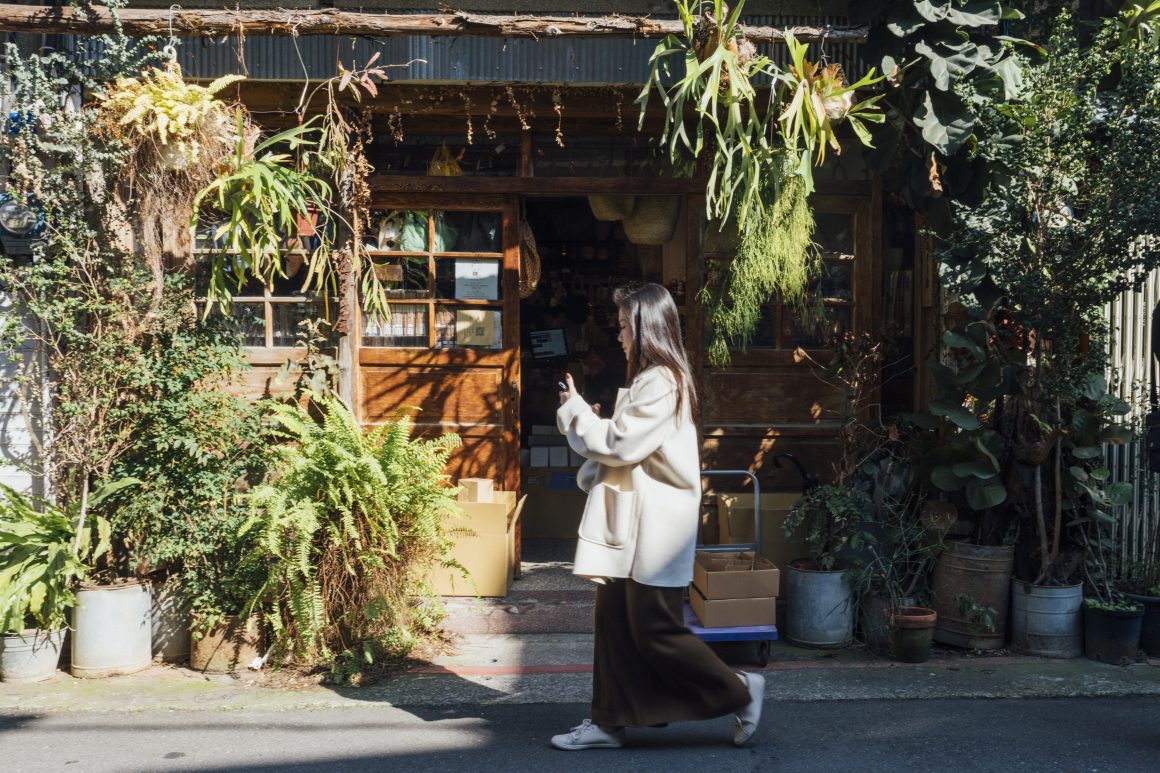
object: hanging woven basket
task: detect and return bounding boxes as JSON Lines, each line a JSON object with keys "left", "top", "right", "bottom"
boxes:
{"left": 588, "top": 194, "right": 638, "bottom": 222}
{"left": 623, "top": 196, "right": 680, "bottom": 245}
{"left": 519, "top": 217, "right": 542, "bottom": 299}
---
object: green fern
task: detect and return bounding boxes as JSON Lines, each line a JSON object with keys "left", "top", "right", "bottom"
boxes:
{"left": 242, "top": 395, "right": 461, "bottom": 672}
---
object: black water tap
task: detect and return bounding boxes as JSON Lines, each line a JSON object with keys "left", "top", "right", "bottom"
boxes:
{"left": 770, "top": 452, "right": 820, "bottom": 493}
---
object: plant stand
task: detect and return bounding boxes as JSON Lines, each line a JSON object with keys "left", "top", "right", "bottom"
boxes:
{"left": 1084, "top": 603, "right": 1144, "bottom": 665}
{"left": 0, "top": 628, "right": 65, "bottom": 683}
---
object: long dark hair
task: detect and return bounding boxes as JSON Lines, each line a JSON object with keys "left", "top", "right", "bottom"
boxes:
{"left": 613, "top": 281, "right": 699, "bottom": 420}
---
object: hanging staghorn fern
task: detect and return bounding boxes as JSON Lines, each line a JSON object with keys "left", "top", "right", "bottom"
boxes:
{"left": 704, "top": 170, "right": 816, "bottom": 367}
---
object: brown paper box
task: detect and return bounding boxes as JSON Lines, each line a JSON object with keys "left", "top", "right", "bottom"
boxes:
{"left": 432, "top": 492, "right": 523, "bottom": 597}
{"left": 520, "top": 467, "right": 587, "bottom": 539}
{"left": 458, "top": 478, "right": 494, "bottom": 503}
{"left": 692, "top": 551, "right": 780, "bottom": 600}
{"left": 717, "top": 492, "right": 801, "bottom": 596}
{"left": 689, "top": 585, "right": 776, "bottom": 628}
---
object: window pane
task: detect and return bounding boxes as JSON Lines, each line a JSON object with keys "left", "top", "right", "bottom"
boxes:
{"left": 727, "top": 303, "right": 777, "bottom": 350}
{"left": 272, "top": 300, "right": 327, "bottom": 347}
{"left": 814, "top": 213, "right": 854, "bottom": 255}
{"left": 436, "top": 306, "right": 502, "bottom": 349}
{"left": 435, "top": 258, "right": 503, "bottom": 301}
{"left": 818, "top": 259, "right": 854, "bottom": 301}
{"left": 363, "top": 303, "right": 429, "bottom": 348}
{"left": 373, "top": 256, "right": 429, "bottom": 299}
{"left": 782, "top": 304, "right": 851, "bottom": 348}
{"left": 439, "top": 211, "right": 503, "bottom": 253}
{"left": 365, "top": 210, "right": 428, "bottom": 252}
{"left": 229, "top": 303, "right": 267, "bottom": 347}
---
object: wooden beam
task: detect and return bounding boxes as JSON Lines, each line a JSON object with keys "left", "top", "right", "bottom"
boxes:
{"left": 369, "top": 175, "right": 705, "bottom": 196}
{"left": 0, "top": 5, "right": 868, "bottom": 43}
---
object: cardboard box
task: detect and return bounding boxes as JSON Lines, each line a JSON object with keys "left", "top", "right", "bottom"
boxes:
{"left": 692, "top": 551, "right": 780, "bottom": 600}
{"left": 689, "top": 584, "right": 776, "bottom": 628}
{"left": 521, "top": 467, "right": 587, "bottom": 539}
{"left": 549, "top": 447, "right": 570, "bottom": 467}
{"left": 530, "top": 447, "right": 551, "bottom": 467}
{"left": 458, "top": 478, "right": 494, "bottom": 503}
{"left": 432, "top": 491, "right": 523, "bottom": 597}
{"left": 716, "top": 493, "right": 801, "bottom": 595}
{"left": 569, "top": 450, "right": 585, "bottom": 467}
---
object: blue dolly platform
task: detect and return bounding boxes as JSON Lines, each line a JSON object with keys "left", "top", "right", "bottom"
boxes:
{"left": 686, "top": 470, "right": 778, "bottom": 666}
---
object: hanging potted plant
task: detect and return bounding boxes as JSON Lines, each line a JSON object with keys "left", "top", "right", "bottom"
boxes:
{"left": 0, "top": 485, "right": 115, "bottom": 682}
{"left": 636, "top": 1, "right": 882, "bottom": 366}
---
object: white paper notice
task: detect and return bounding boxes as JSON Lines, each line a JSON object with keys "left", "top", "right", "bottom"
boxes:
{"left": 454, "top": 259, "right": 500, "bottom": 300}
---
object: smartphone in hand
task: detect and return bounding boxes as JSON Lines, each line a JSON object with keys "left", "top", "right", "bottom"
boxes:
{"left": 558, "top": 381, "right": 568, "bottom": 392}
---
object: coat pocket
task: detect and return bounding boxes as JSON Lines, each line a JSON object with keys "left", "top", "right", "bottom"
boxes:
{"left": 578, "top": 483, "right": 638, "bottom": 549}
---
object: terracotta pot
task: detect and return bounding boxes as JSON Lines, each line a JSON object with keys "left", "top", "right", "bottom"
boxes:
{"left": 886, "top": 606, "right": 938, "bottom": 663}
{"left": 190, "top": 615, "right": 263, "bottom": 673}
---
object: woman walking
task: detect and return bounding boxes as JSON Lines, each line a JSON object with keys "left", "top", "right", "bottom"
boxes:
{"left": 551, "top": 282, "right": 764, "bottom": 751}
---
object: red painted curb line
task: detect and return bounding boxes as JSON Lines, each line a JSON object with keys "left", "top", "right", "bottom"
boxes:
{"left": 408, "top": 655, "right": 1032, "bottom": 677}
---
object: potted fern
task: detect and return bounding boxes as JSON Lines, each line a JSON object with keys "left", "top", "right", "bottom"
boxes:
{"left": 0, "top": 485, "right": 110, "bottom": 682}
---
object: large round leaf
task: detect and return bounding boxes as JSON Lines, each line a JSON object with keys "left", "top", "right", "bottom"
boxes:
{"left": 966, "top": 480, "right": 1007, "bottom": 510}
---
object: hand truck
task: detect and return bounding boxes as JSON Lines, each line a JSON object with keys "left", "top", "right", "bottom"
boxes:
{"left": 685, "top": 469, "right": 778, "bottom": 666}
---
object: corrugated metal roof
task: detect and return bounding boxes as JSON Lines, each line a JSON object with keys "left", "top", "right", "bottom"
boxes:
{"left": 156, "top": 14, "right": 863, "bottom": 85}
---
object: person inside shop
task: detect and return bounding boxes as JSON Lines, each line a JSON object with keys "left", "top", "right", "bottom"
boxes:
{"left": 551, "top": 281, "right": 765, "bottom": 751}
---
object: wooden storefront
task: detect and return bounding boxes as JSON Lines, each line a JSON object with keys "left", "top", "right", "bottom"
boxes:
{"left": 224, "top": 79, "right": 918, "bottom": 557}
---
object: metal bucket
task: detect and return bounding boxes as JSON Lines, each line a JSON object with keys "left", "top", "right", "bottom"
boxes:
{"left": 1123, "top": 592, "right": 1160, "bottom": 657}
{"left": 1010, "top": 579, "right": 1083, "bottom": 658}
{"left": 786, "top": 561, "right": 854, "bottom": 648}
{"left": 151, "top": 585, "right": 191, "bottom": 663}
{"left": 931, "top": 542, "right": 1014, "bottom": 650}
{"left": 71, "top": 579, "right": 153, "bottom": 678}
{"left": 0, "top": 628, "right": 65, "bottom": 683}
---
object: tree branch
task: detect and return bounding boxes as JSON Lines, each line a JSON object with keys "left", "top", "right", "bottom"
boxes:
{"left": 0, "top": 5, "right": 867, "bottom": 43}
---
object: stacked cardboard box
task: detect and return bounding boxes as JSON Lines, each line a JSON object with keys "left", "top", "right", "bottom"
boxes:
{"left": 716, "top": 493, "right": 801, "bottom": 596}
{"left": 689, "top": 551, "right": 779, "bottom": 628}
{"left": 432, "top": 485, "right": 525, "bottom": 597}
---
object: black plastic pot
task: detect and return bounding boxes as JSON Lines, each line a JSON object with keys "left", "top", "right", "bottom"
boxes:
{"left": 1122, "top": 592, "right": 1160, "bottom": 657}
{"left": 1083, "top": 603, "right": 1144, "bottom": 665}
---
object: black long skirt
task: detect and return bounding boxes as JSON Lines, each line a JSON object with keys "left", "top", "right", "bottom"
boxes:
{"left": 590, "top": 578, "right": 753, "bottom": 728}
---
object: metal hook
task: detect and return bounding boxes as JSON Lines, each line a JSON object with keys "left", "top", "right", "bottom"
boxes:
{"left": 164, "top": 4, "right": 181, "bottom": 60}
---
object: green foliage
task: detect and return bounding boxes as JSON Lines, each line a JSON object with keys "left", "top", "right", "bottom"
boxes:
{"left": 703, "top": 171, "right": 815, "bottom": 366}
{"left": 943, "top": 13, "right": 1160, "bottom": 318}
{"left": 783, "top": 484, "right": 869, "bottom": 570}
{"left": 638, "top": 1, "right": 882, "bottom": 360}
{"left": 192, "top": 114, "right": 335, "bottom": 314}
{"left": 103, "top": 300, "right": 272, "bottom": 624}
{"left": 844, "top": 455, "right": 948, "bottom": 610}
{"left": 1083, "top": 594, "right": 1144, "bottom": 614}
{"left": 954, "top": 591, "right": 998, "bottom": 634}
{"left": 240, "top": 395, "right": 462, "bottom": 676}
{"left": 856, "top": 0, "right": 1029, "bottom": 216}
{"left": 0, "top": 480, "right": 132, "bottom": 632}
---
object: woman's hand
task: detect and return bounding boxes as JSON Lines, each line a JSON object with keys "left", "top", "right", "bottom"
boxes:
{"left": 559, "top": 373, "right": 578, "bottom": 406}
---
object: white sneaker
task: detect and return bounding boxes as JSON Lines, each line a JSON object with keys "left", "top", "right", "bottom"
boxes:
{"left": 550, "top": 719, "right": 626, "bottom": 750}
{"left": 733, "top": 671, "right": 765, "bottom": 746}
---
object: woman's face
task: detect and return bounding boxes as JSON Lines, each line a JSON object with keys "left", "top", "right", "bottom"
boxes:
{"left": 617, "top": 307, "right": 632, "bottom": 362}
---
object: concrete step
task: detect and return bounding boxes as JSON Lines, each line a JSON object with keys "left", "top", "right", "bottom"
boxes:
{"left": 441, "top": 589, "right": 596, "bottom": 634}
{"left": 440, "top": 539, "right": 595, "bottom": 634}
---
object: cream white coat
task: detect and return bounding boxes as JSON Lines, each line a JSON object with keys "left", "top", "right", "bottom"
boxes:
{"left": 556, "top": 366, "right": 701, "bottom": 587}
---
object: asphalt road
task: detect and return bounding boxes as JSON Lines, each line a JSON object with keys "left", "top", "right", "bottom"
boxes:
{"left": 4, "top": 696, "right": 1157, "bottom": 772}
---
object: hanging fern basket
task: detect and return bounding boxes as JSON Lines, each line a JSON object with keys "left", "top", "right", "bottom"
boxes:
{"left": 623, "top": 195, "right": 680, "bottom": 245}
{"left": 588, "top": 194, "right": 638, "bottom": 222}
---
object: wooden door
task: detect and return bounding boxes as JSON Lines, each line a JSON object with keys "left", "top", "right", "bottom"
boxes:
{"left": 355, "top": 195, "right": 521, "bottom": 492}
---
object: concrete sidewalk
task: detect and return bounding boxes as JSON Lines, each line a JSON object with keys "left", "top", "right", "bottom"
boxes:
{"left": 3, "top": 634, "right": 1160, "bottom": 714}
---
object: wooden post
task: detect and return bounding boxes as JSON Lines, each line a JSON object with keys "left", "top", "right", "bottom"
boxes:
{"left": 519, "top": 130, "right": 534, "bottom": 178}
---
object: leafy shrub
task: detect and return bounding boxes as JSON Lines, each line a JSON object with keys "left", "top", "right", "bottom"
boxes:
{"left": 240, "top": 395, "right": 462, "bottom": 677}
